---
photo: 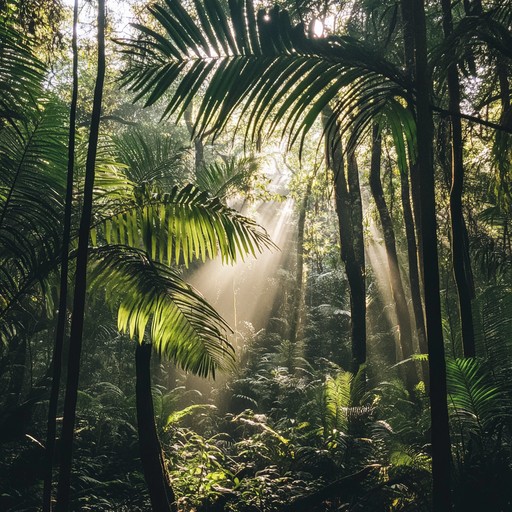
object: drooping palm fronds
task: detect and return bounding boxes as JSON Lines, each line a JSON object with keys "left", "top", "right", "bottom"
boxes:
{"left": 0, "top": 20, "right": 68, "bottom": 343}
{"left": 90, "top": 245, "right": 234, "bottom": 377}
{"left": 0, "top": 99, "right": 68, "bottom": 342}
{"left": 92, "top": 183, "right": 276, "bottom": 266}
{"left": 120, "top": 0, "right": 410, "bottom": 147}
{"left": 473, "top": 285, "right": 512, "bottom": 380}
{"left": 0, "top": 23, "right": 46, "bottom": 124}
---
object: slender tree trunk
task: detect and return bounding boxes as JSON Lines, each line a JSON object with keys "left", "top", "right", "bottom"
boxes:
{"left": 54, "top": 2, "right": 105, "bottom": 510}
{"left": 400, "top": 0, "right": 424, "bottom": 277}
{"left": 43, "top": 2, "right": 79, "bottom": 509}
{"left": 441, "top": 0, "right": 476, "bottom": 358}
{"left": 289, "top": 175, "right": 313, "bottom": 344}
{"left": 323, "top": 111, "right": 366, "bottom": 371}
{"left": 498, "top": 61, "right": 510, "bottom": 114}
{"left": 347, "top": 149, "right": 364, "bottom": 277}
{"left": 345, "top": 147, "right": 366, "bottom": 370}
{"left": 412, "top": 1, "right": 452, "bottom": 509}
{"left": 400, "top": 0, "right": 429, "bottom": 384}
{"left": 399, "top": 157, "right": 429, "bottom": 386}
{"left": 135, "top": 343, "right": 177, "bottom": 512}
{"left": 369, "top": 125, "right": 417, "bottom": 389}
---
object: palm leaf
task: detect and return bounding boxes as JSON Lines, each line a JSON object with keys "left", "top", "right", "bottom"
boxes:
{"left": 0, "top": 23, "right": 46, "bottom": 124}
{"left": 195, "top": 156, "right": 260, "bottom": 199}
{"left": 0, "top": 99, "right": 68, "bottom": 342}
{"left": 473, "top": 285, "right": 512, "bottom": 382}
{"left": 90, "top": 245, "right": 234, "bottom": 377}
{"left": 92, "top": 183, "right": 276, "bottom": 266}
{"left": 120, "top": 0, "right": 409, "bottom": 145}
{"left": 111, "top": 127, "right": 189, "bottom": 187}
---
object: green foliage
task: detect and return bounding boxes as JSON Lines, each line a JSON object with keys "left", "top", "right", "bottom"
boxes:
{"left": 195, "top": 155, "right": 262, "bottom": 200}
{"left": 2, "top": 1, "right": 512, "bottom": 511}
{"left": 447, "top": 357, "right": 504, "bottom": 438}
{"left": 0, "top": 22, "right": 46, "bottom": 123}
{"left": 90, "top": 245, "right": 234, "bottom": 377}
{"left": 121, "top": 0, "right": 409, "bottom": 148}
{"left": 92, "top": 182, "right": 275, "bottom": 267}
{"left": 0, "top": 22, "right": 68, "bottom": 342}
{"left": 112, "top": 126, "right": 189, "bottom": 187}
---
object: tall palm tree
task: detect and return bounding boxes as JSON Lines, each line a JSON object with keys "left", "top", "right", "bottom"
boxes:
{"left": 1, "top": 15, "right": 275, "bottom": 510}
{"left": 94, "top": 129, "right": 274, "bottom": 511}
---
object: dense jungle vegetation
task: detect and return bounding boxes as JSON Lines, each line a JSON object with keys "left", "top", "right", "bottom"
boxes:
{"left": 1, "top": 0, "right": 512, "bottom": 510}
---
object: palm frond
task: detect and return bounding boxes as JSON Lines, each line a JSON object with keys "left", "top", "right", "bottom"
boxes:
{"left": 90, "top": 245, "right": 234, "bottom": 377}
{"left": 0, "top": 99, "right": 68, "bottom": 342}
{"left": 195, "top": 156, "right": 260, "bottom": 199}
{"left": 0, "top": 23, "right": 46, "bottom": 124}
{"left": 120, "top": 0, "right": 409, "bottom": 145}
{"left": 473, "top": 285, "right": 512, "bottom": 381}
{"left": 112, "top": 127, "right": 189, "bottom": 187}
{"left": 92, "top": 183, "right": 276, "bottom": 266}
{"left": 434, "top": 11, "right": 512, "bottom": 78}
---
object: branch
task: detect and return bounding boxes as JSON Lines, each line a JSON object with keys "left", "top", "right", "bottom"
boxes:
{"left": 433, "top": 106, "right": 512, "bottom": 134}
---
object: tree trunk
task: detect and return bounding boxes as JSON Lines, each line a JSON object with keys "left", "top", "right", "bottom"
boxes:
{"left": 369, "top": 125, "right": 417, "bottom": 390}
{"left": 399, "top": 156, "right": 429, "bottom": 386}
{"left": 441, "top": 0, "right": 476, "bottom": 358}
{"left": 54, "top": 1, "right": 105, "bottom": 510}
{"left": 400, "top": 0, "right": 424, "bottom": 278}
{"left": 43, "top": 1, "right": 79, "bottom": 509}
{"left": 411, "top": 1, "right": 452, "bottom": 509}
{"left": 135, "top": 343, "right": 177, "bottom": 512}
{"left": 400, "top": 0, "right": 429, "bottom": 385}
{"left": 323, "top": 110, "right": 366, "bottom": 371}
{"left": 347, "top": 149, "right": 364, "bottom": 277}
{"left": 289, "top": 175, "right": 313, "bottom": 344}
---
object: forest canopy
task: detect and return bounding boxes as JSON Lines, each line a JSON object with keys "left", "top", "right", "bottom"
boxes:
{"left": 1, "top": 0, "right": 512, "bottom": 510}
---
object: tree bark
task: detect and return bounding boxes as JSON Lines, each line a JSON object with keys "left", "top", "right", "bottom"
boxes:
{"left": 136, "top": 343, "right": 177, "bottom": 512}
{"left": 400, "top": 0, "right": 429, "bottom": 385}
{"left": 369, "top": 125, "right": 417, "bottom": 389}
{"left": 289, "top": 174, "right": 313, "bottom": 344}
{"left": 54, "top": 1, "right": 105, "bottom": 510}
{"left": 399, "top": 156, "right": 429, "bottom": 386}
{"left": 441, "top": 0, "right": 476, "bottom": 358}
{"left": 400, "top": 0, "right": 424, "bottom": 278}
{"left": 411, "top": 1, "right": 452, "bottom": 509}
{"left": 43, "top": 1, "right": 79, "bottom": 509}
{"left": 323, "top": 110, "right": 366, "bottom": 371}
